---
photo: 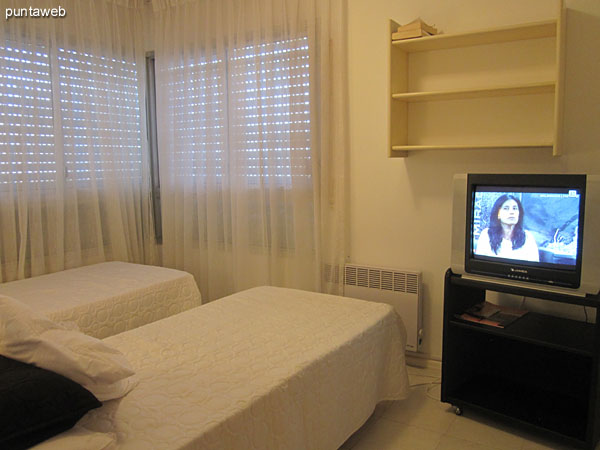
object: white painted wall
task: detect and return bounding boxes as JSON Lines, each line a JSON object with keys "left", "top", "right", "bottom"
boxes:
{"left": 348, "top": 0, "right": 600, "bottom": 360}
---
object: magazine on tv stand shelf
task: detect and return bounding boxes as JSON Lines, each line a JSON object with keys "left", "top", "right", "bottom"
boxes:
{"left": 455, "top": 301, "right": 528, "bottom": 328}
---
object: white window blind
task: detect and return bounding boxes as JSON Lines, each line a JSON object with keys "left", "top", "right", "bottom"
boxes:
{"left": 0, "top": 44, "right": 56, "bottom": 184}
{"left": 167, "top": 36, "right": 311, "bottom": 182}
{"left": 58, "top": 48, "right": 143, "bottom": 183}
{"left": 167, "top": 55, "right": 227, "bottom": 178}
{"left": 0, "top": 42, "right": 143, "bottom": 186}
{"left": 229, "top": 37, "right": 311, "bottom": 182}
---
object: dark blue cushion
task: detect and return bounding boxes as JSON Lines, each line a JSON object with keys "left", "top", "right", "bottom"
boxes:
{"left": 0, "top": 355, "right": 101, "bottom": 450}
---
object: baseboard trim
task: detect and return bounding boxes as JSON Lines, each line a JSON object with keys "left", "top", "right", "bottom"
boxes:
{"left": 406, "top": 353, "right": 441, "bottom": 371}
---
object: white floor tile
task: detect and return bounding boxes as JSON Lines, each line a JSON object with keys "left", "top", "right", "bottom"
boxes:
{"left": 407, "top": 365, "right": 441, "bottom": 387}
{"left": 434, "top": 435, "right": 508, "bottom": 450}
{"left": 351, "top": 418, "right": 443, "bottom": 450}
{"left": 444, "top": 413, "right": 525, "bottom": 449}
{"left": 521, "top": 440, "right": 572, "bottom": 450}
{"left": 519, "top": 433, "right": 586, "bottom": 450}
{"left": 382, "top": 386, "right": 457, "bottom": 434}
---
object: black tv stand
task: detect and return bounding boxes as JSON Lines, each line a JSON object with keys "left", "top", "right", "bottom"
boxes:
{"left": 441, "top": 269, "right": 600, "bottom": 449}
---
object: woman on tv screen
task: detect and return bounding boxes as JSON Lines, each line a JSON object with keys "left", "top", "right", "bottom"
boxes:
{"left": 475, "top": 194, "right": 539, "bottom": 262}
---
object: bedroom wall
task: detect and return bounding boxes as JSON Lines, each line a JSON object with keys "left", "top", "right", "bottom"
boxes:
{"left": 347, "top": 0, "right": 600, "bottom": 361}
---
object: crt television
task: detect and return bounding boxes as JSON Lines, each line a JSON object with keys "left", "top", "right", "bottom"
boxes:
{"left": 451, "top": 173, "right": 600, "bottom": 297}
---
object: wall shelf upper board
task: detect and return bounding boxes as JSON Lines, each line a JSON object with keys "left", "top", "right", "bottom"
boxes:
{"left": 388, "top": 1, "right": 565, "bottom": 158}
{"left": 391, "top": 20, "right": 557, "bottom": 53}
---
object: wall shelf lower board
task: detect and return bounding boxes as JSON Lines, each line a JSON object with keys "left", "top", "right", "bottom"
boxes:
{"left": 391, "top": 143, "right": 554, "bottom": 152}
{"left": 388, "top": 1, "right": 565, "bottom": 158}
{"left": 392, "top": 82, "right": 556, "bottom": 103}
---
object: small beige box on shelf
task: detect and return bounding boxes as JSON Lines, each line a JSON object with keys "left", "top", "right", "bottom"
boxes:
{"left": 392, "top": 18, "right": 439, "bottom": 41}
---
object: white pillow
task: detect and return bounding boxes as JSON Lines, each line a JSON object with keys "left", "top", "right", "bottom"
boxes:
{"left": 0, "top": 295, "right": 137, "bottom": 401}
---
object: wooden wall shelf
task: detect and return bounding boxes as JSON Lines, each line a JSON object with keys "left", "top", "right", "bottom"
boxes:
{"left": 388, "top": 2, "right": 565, "bottom": 157}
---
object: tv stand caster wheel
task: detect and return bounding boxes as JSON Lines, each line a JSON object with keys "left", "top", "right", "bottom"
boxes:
{"left": 454, "top": 406, "right": 463, "bottom": 416}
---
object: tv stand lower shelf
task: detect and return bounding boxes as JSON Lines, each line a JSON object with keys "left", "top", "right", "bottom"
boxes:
{"left": 447, "top": 375, "right": 588, "bottom": 441}
{"left": 441, "top": 269, "right": 600, "bottom": 449}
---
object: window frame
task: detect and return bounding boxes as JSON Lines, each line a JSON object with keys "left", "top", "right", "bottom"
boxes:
{"left": 145, "top": 51, "right": 162, "bottom": 243}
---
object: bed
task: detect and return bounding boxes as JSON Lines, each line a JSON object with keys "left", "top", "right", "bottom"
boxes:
{"left": 0, "top": 262, "right": 202, "bottom": 339}
{"left": 32, "top": 286, "right": 410, "bottom": 449}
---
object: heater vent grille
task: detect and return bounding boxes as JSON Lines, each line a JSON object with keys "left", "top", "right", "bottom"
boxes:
{"left": 344, "top": 265, "right": 420, "bottom": 295}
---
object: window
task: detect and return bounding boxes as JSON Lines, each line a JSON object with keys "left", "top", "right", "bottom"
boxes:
{"left": 0, "top": 42, "right": 143, "bottom": 186}
{"left": 163, "top": 36, "right": 311, "bottom": 183}
{"left": 153, "top": 36, "right": 312, "bottom": 249}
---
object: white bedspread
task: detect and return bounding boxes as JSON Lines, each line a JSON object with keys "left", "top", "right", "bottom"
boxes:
{"left": 0, "top": 262, "right": 202, "bottom": 339}
{"left": 73, "top": 286, "right": 409, "bottom": 450}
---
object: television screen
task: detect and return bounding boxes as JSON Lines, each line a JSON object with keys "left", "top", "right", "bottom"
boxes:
{"left": 451, "top": 173, "right": 600, "bottom": 296}
{"left": 471, "top": 186, "right": 582, "bottom": 270}
{"left": 462, "top": 174, "right": 589, "bottom": 289}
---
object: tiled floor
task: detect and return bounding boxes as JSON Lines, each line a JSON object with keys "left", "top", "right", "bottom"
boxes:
{"left": 339, "top": 364, "right": 585, "bottom": 450}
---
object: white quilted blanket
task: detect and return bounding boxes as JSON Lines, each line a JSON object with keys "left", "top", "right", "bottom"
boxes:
{"left": 72, "top": 286, "right": 409, "bottom": 450}
{"left": 0, "top": 262, "right": 202, "bottom": 338}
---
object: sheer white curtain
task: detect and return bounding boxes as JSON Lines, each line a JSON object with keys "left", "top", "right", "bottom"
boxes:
{"left": 0, "top": 0, "right": 156, "bottom": 282}
{"left": 153, "top": 0, "right": 348, "bottom": 300}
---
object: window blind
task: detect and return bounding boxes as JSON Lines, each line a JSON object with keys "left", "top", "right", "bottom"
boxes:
{"left": 167, "top": 55, "right": 227, "bottom": 178}
{"left": 0, "top": 43, "right": 143, "bottom": 186}
{"left": 229, "top": 37, "right": 311, "bottom": 183}
{"left": 0, "top": 44, "right": 56, "bottom": 184}
{"left": 166, "top": 36, "right": 311, "bottom": 182}
{"left": 57, "top": 48, "right": 143, "bottom": 183}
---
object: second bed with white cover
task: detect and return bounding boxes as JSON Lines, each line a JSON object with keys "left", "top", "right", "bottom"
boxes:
{"left": 0, "top": 262, "right": 202, "bottom": 338}
{"left": 55, "top": 286, "right": 410, "bottom": 449}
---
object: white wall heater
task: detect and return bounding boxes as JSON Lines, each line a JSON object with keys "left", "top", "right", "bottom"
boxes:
{"left": 344, "top": 264, "right": 423, "bottom": 352}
